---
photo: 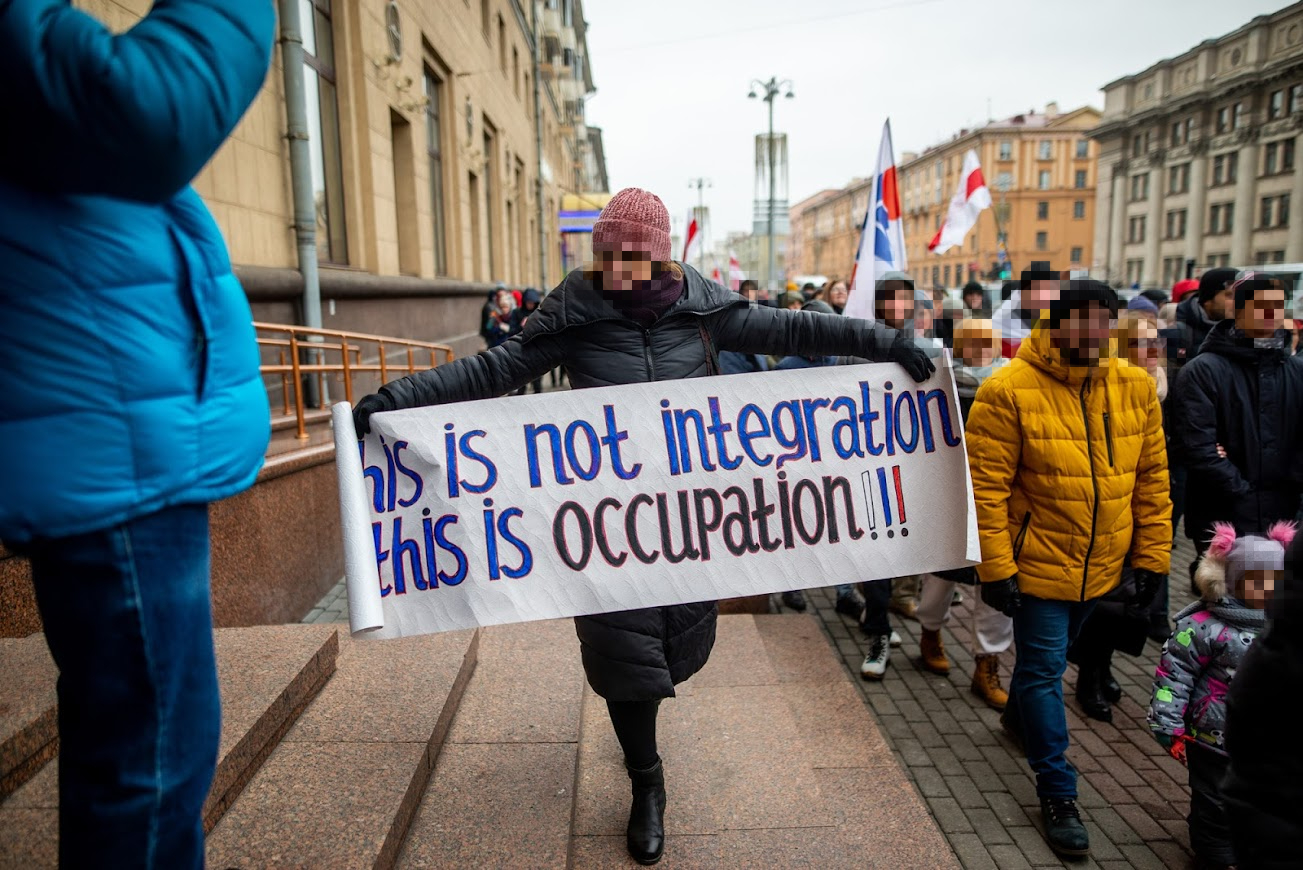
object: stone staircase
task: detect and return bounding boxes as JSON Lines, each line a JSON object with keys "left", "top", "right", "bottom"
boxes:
{"left": 0, "top": 615, "right": 956, "bottom": 868}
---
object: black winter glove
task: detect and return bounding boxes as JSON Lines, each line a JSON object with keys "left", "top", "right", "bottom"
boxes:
{"left": 1131, "top": 569, "right": 1166, "bottom": 609}
{"left": 888, "top": 334, "right": 937, "bottom": 383}
{"left": 352, "top": 392, "right": 395, "bottom": 438}
{"left": 981, "top": 575, "right": 1021, "bottom": 618}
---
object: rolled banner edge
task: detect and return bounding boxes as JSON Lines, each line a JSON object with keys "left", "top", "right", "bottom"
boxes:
{"left": 330, "top": 401, "right": 386, "bottom": 636}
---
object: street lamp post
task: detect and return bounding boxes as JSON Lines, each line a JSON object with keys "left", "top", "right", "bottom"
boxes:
{"left": 687, "top": 177, "right": 711, "bottom": 275}
{"left": 749, "top": 77, "right": 793, "bottom": 295}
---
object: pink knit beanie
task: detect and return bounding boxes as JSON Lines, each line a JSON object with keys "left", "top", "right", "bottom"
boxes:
{"left": 592, "top": 187, "right": 671, "bottom": 262}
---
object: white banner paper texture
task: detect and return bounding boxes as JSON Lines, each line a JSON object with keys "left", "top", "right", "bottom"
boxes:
{"left": 334, "top": 362, "right": 980, "bottom": 639}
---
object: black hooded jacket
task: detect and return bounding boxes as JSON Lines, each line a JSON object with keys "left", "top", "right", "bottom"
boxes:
{"left": 1223, "top": 534, "right": 1303, "bottom": 867}
{"left": 380, "top": 263, "right": 904, "bottom": 701}
{"left": 1171, "top": 319, "right": 1303, "bottom": 543}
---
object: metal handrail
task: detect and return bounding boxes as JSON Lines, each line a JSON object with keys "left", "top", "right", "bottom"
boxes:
{"left": 254, "top": 322, "right": 455, "bottom": 441}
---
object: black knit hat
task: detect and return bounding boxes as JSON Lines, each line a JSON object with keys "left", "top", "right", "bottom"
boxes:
{"left": 1197, "top": 267, "right": 1239, "bottom": 304}
{"left": 1048, "top": 278, "right": 1118, "bottom": 324}
{"left": 1020, "top": 261, "right": 1059, "bottom": 290}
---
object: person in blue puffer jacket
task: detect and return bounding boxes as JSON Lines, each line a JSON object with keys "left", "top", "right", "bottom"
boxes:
{"left": 0, "top": 2, "right": 274, "bottom": 866}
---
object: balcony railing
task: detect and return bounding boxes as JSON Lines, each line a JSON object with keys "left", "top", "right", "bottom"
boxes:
{"left": 255, "top": 322, "right": 454, "bottom": 442}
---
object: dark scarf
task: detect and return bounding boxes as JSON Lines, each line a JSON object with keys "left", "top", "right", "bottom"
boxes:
{"left": 599, "top": 270, "right": 685, "bottom": 327}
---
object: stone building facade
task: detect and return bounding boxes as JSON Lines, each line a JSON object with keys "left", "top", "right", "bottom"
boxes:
{"left": 1091, "top": 3, "right": 1303, "bottom": 288}
{"left": 76, "top": 0, "right": 603, "bottom": 290}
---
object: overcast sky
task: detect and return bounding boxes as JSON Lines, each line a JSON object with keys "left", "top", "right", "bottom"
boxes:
{"left": 581, "top": 0, "right": 1287, "bottom": 251}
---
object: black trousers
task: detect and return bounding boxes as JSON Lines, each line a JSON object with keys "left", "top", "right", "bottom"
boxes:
{"left": 857, "top": 578, "right": 891, "bottom": 636}
{"left": 1188, "top": 746, "right": 1235, "bottom": 865}
{"left": 607, "top": 699, "right": 660, "bottom": 770}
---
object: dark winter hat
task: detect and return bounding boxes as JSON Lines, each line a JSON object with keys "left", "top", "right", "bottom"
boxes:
{"left": 1049, "top": 278, "right": 1118, "bottom": 323}
{"left": 592, "top": 187, "right": 672, "bottom": 262}
{"left": 1020, "top": 261, "right": 1059, "bottom": 290}
{"left": 1231, "top": 271, "right": 1285, "bottom": 310}
{"left": 801, "top": 300, "right": 836, "bottom": 315}
{"left": 1197, "top": 267, "right": 1239, "bottom": 304}
{"left": 1126, "top": 295, "right": 1159, "bottom": 316}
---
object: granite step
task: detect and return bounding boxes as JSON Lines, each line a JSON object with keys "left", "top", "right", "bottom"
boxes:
{"left": 0, "top": 635, "right": 58, "bottom": 802}
{"left": 0, "top": 624, "right": 340, "bottom": 867}
{"left": 206, "top": 628, "right": 480, "bottom": 869}
{"left": 396, "top": 618, "right": 586, "bottom": 868}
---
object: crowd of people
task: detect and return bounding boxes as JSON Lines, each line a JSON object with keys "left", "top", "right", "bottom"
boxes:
{"left": 437, "top": 206, "right": 1302, "bottom": 866}
{"left": 5, "top": 5, "right": 1300, "bottom": 856}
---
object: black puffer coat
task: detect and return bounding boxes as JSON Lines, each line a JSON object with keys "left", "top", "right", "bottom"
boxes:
{"left": 1223, "top": 534, "right": 1303, "bottom": 867}
{"left": 380, "top": 264, "right": 903, "bottom": 701}
{"left": 1171, "top": 320, "right": 1303, "bottom": 543}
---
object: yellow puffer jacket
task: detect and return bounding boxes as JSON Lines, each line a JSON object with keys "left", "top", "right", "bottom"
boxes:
{"left": 967, "top": 326, "right": 1172, "bottom": 601}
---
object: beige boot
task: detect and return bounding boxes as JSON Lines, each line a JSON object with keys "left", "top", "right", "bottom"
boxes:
{"left": 918, "top": 628, "right": 951, "bottom": 675}
{"left": 971, "top": 654, "right": 1008, "bottom": 711}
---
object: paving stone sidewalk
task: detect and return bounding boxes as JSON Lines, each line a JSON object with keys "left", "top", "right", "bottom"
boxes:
{"left": 306, "top": 536, "right": 1205, "bottom": 868}
{"left": 804, "top": 532, "right": 1204, "bottom": 870}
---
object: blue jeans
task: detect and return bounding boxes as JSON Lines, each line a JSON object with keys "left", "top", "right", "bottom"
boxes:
{"left": 1004, "top": 594, "right": 1096, "bottom": 799}
{"left": 23, "top": 503, "right": 219, "bottom": 869}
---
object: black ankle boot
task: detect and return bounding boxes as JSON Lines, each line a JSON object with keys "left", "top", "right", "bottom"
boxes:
{"left": 626, "top": 758, "right": 666, "bottom": 865}
{"left": 1076, "top": 667, "right": 1113, "bottom": 723}
{"left": 1100, "top": 664, "right": 1122, "bottom": 704}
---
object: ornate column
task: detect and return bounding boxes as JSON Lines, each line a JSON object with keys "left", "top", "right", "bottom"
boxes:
{"left": 1230, "top": 126, "right": 1260, "bottom": 265}
{"left": 1108, "top": 159, "right": 1128, "bottom": 282}
{"left": 1144, "top": 149, "right": 1166, "bottom": 285}
{"left": 1186, "top": 139, "right": 1209, "bottom": 265}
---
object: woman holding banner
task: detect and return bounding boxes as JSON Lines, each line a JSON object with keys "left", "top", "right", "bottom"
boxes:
{"left": 352, "top": 187, "right": 934, "bottom": 865}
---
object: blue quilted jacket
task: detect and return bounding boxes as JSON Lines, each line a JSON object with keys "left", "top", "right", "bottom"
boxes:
{"left": 0, "top": 0, "right": 276, "bottom": 542}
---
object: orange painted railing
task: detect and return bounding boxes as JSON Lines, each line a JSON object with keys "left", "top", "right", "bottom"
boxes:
{"left": 255, "top": 322, "right": 455, "bottom": 441}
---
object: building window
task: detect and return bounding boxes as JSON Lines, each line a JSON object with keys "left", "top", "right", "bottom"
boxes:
{"left": 1130, "top": 173, "right": 1149, "bottom": 201}
{"left": 995, "top": 171, "right": 1012, "bottom": 190}
{"left": 301, "top": 0, "right": 347, "bottom": 264}
{"left": 1270, "top": 89, "right": 1285, "bottom": 120}
{"left": 1038, "top": 140, "right": 1052, "bottom": 160}
{"left": 1070, "top": 246, "right": 1083, "bottom": 263}
{"left": 1168, "top": 163, "right": 1190, "bottom": 194}
{"left": 483, "top": 125, "right": 497, "bottom": 274}
{"left": 1256, "top": 250, "right": 1287, "bottom": 264}
{"left": 1165, "top": 209, "right": 1187, "bottom": 239}
{"left": 1292, "top": 84, "right": 1303, "bottom": 115}
{"left": 513, "top": 46, "right": 520, "bottom": 98}
{"left": 1264, "top": 139, "right": 1296, "bottom": 175}
{"left": 1261, "top": 193, "right": 1291, "bottom": 229}
{"left": 943, "top": 265, "right": 951, "bottom": 286}
{"left": 1128, "top": 215, "right": 1146, "bottom": 243}
{"left": 1162, "top": 256, "right": 1186, "bottom": 286}
{"left": 1209, "top": 203, "right": 1235, "bottom": 235}
{"left": 1037, "top": 201, "right": 1049, "bottom": 220}
{"left": 1126, "top": 259, "right": 1144, "bottom": 285}
{"left": 1170, "top": 119, "right": 1186, "bottom": 146}
{"left": 481, "top": 0, "right": 490, "bottom": 38}
{"left": 1232, "top": 102, "right": 1245, "bottom": 129}
{"left": 1216, "top": 106, "right": 1230, "bottom": 134}
{"left": 1076, "top": 139, "right": 1089, "bottom": 159}
{"left": 998, "top": 140, "right": 1012, "bottom": 160}
{"left": 1035, "top": 231, "right": 1048, "bottom": 250}
{"left": 1212, "top": 153, "right": 1238, "bottom": 186}
{"left": 1073, "top": 200, "right": 1086, "bottom": 219}
{"left": 424, "top": 69, "right": 448, "bottom": 275}
{"left": 1038, "top": 169, "right": 1051, "bottom": 190}
{"left": 498, "top": 15, "right": 506, "bottom": 73}
{"left": 1074, "top": 169, "right": 1088, "bottom": 189}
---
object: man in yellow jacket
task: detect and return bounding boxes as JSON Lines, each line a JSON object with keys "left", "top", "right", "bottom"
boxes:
{"left": 966, "top": 278, "right": 1172, "bottom": 858}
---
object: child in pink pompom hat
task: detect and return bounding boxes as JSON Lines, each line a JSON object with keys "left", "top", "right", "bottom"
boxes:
{"left": 1148, "top": 520, "right": 1297, "bottom": 869}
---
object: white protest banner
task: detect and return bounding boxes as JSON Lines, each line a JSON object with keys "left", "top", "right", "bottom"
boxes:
{"left": 333, "top": 362, "right": 980, "bottom": 639}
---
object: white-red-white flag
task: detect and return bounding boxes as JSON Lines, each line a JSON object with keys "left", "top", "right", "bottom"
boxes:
{"left": 682, "top": 211, "right": 701, "bottom": 264}
{"left": 728, "top": 251, "right": 744, "bottom": 291}
{"left": 928, "top": 149, "right": 992, "bottom": 255}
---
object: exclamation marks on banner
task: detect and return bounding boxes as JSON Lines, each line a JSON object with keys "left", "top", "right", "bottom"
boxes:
{"left": 860, "top": 465, "right": 908, "bottom": 541}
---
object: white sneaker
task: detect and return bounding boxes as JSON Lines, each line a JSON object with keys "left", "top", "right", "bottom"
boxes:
{"left": 860, "top": 635, "right": 891, "bottom": 680}
{"left": 889, "top": 629, "right": 903, "bottom": 648}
